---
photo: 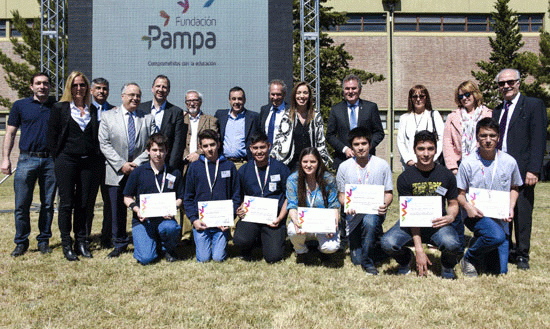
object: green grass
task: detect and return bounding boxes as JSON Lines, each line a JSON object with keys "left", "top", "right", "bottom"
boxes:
{"left": 1, "top": 175, "right": 550, "bottom": 328}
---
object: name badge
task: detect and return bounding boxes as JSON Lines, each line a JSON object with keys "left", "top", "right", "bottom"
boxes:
{"left": 166, "top": 174, "right": 176, "bottom": 189}
{"left": 435, "top": 186, "right": 448, "bottom": 196}
{"left": 221, "top": 170, "right": 231, "bottom": 178}
{"left": 268, "top": 182, "right": 277, "bottom": 192}
{"left": 270, "top": 174, "right": 281, "bottom": 182}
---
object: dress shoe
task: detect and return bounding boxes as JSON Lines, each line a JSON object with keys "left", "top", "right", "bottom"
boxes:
{"left": 38, "top": 242, "right": 52, "bottom": 254}
{"left": 63, "top": 246, "right": 80, "bottom": 261}
{"left": 100, "top": 239, "right": 113, "bottom": 249}
{"left": 107, "top": 247, "right": 127, "bottom": 258}
{"left": 517, "top": 256, "right": 530, "bottom": 270}
{"left": 75, "top": 242, "right": 93, "bottom": 258}
{"left": 11, "top": 244, "right": 28, "bottom": 257}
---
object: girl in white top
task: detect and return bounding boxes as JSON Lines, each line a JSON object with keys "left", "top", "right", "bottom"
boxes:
{"left": 397, "top": 85, "right": 444, "bottom": 168}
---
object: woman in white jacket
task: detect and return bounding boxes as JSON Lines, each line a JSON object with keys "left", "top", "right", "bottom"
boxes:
{"left": 397, "top": 85, "right": 444, "bottom": 168}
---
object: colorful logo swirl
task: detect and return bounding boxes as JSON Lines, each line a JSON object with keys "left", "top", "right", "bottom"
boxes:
{"left": 199, "top": 203, "right": 208, "bottom": 221}
{"left": 400, "top": 197, "right": 412, "bottom": 221}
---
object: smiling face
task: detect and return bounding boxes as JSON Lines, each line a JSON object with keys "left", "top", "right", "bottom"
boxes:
{"left": 147, "top": 142, "right": 167, "bottom": 167}
{"left": 295, "top": 85, "right": 310, "bottom": 109}
{"left": 92, "top": 83, "right": 109, "bottom": 104}
{"left": 122, "top": 84, "right": 142, "bottom": 112}
{"left": 497, "top": 69, "right": 520, "bottom": 101}
{"left": 71, "top": 76, "right": 88, "bottom": 103}
{"left": 200, "top": 137, "right": 219, "bottom": 162}
{"left": 185, "top": 91, "right": 202, "bottom": 116}
{"left": 411, "top": 90, "right": 427, "bottom": 113}
{"left": 269, "top": 83, "right": 285, "bottom": 107}
{"left": 152, "top": 77, "right": 170, "bottom": 104}
{"left": 458, "top": 89, "right": 474, "bottom": 111}
{"left": 343, "top": 79, "right": 361, "bottom": 105}
{"left": 250, "top": 140, "right": 270, "bottom": 166}
{"left": 414, "top": 140, "right": 436, "bottom": 167}
{"left": 229, "top": 90, "right": 245, "bottom": 114}
{"left": 301, "top": 154, "right": 319, "bottom": 177}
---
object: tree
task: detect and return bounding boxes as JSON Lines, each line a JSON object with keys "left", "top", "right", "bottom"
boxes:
{"left": 292, "top": 0, "right": 384, "bottom": 120}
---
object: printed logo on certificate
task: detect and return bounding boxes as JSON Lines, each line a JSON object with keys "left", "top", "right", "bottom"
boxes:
{"left": 467, "top": 187, "right": 510, "bottom": 219}
{"left": 198, "top": 200, "right": 234, "bottom": 227}
{"left": 297, "top": 207, "right": 338, "bottom": 233}
{"left": 140, "top": 192, "right": 177, "bottom": 218}
{"left": 242, "top": 196, "right": 278, "bottom": 225}
{"left": 399, "top": 196, "right": 442, "bottom": 227}
{"left": 344, "top": 184, "right": 384, "bottom": 215}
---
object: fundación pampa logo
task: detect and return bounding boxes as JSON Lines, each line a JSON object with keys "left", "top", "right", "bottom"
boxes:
{"left": 142, "top": 0, "right": 217, "bottom": 55}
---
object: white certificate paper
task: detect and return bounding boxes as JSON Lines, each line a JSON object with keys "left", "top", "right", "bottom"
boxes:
{"left": 297, "top": 207, "right": 338, "bottom": 233}
{"left": 242, "top": 196, "right": 278, "bottom": 224}
{"left": 467, "top": 187, "right": 510, "bottom": 219}
{"left": 399, "top": 196, "right": 442, "bottom": 227}
{"left": 344, "top": 184, "right": 384, "bottom": 215}
{"left": 140, "top": 192, "right": 177, "bottom": 218}
{"left": 198, "top": 200, "right": 235, "bottom": 227}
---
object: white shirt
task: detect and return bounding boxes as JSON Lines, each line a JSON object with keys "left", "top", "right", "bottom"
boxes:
{"left": 151, "top": 101, "right": 166, "bottom": 131}
{"left": 121, "top": 105, "right": 138, "bottom": 136}
{"left": 498, "top": 92, "right": 520, "bottom": 153}
{"left": 264, "top": 101, "right": 286, "bottom": 137}
{"left": 189, "top": 112, "right": 201, "bottom": 154}
{"left": 69, "top": 101, "right": 91, "bottom": 131}
{"left": 397, "top": 110, "right": 444, "bottom": 167}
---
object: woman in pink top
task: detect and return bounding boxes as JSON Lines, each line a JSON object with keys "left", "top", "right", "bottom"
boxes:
{"left": 443, "top": 80, "right": 492, "bottom": 174}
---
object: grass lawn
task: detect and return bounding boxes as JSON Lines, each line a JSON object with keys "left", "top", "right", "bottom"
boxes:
{"left": 0, "top": 175, "right": 549, "bottom": 328}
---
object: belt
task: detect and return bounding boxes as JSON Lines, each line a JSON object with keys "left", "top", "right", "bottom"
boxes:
{"left": 226, "top": 157, "right": 246, "bottom": 162}
{"left": 24, "top": 151, "right": 50, "bottom": 158}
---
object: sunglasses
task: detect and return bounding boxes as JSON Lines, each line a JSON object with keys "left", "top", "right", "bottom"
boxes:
{"left": 458, "top": 92, "right": 471, "bottom": 100}
{"left": 411, "top": 94, "right": 426, "bottom": 100}
{"left": 71, "top": 83, "right": 87, "bottom": 88}
{"left": 497, "top": 79, "right": 518, "bottom": 87}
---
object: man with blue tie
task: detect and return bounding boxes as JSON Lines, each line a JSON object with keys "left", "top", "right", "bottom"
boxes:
{"left": 327, "top": 74, "right": 385, "bottom": 171}
{"left": 259, "top": 80, "right": 290, "bottom": 146}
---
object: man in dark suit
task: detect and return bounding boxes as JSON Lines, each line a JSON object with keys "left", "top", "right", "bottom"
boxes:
{"left": 215, "top": 86, "right": 260, "bottom": 167}
{"left": 91, "top": 77, "right": 116, "bottom": 248}
{"left": 493, "top": 68, "right": 547, "bottom": 270}
{"left": 137, "top": 75, "right": 186, "bottom": 170}
{"left": 327, "top": 74, "right": 385, "bottom": 170}
{"left": 259, "top": 80, "right": 290, "bottom": 145}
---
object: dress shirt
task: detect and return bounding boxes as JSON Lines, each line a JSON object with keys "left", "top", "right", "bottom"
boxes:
{"left": 498, "top": 92, "right": 520, "bottom": 153}
{"left": 223, "top": 110, "right": 246, "bottom": 158}
{"left": 93, "top": 100, "right": 109, "bottom": 122}
{"left": 151, "top": 101, "right": 166, "bottom": 131}
{"left": 69, "top": 101, "right": 91, "bottom": 131}
{"left": 189, "top": 112, "right": 201, "bottom": 154}
{"left": 264, "top": 101, "right": 286, "bottom": 136}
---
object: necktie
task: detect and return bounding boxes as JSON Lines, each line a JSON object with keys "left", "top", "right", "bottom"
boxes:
{"left": 267, "top": 106, "right": 278, "bottom": 144}
{"left": 349, "top": 104, "right": 358, "bottom": 130}
{"left": 128, "top": 112, "right": 136, "bottom": 160}
{"left": 497, "top": 100, "right": 512, "bottom": 150}
{"left": 151, "top": 109, "right": 159, "bottom": 133}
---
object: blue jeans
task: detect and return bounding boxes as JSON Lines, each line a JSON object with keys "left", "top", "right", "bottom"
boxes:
{"left": 464, "top": 216, "right": 508, "bottom": 274}
{"left": 193, "top": 227, "right": 228, "bottom": 262}
{"left": 13, "top": 154, "right": 56, "bottom": 246}
{"left": 132, "top": 219, "right": 181, "bottom": 265}
{"left": 381, "top": 221, "right": 462, "bottom": 268}
{"left": 348, "top": 214, "right": 386, "bottom": 269}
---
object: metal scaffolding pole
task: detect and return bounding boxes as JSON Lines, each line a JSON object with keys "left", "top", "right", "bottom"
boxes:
{"left": 40, "top": 0, "right": 65, "bottom": 99}
{"left": 300, "top": 0, "right": 320, "bottom": 112}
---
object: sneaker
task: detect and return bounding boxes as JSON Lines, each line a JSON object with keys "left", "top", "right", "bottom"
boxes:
{"left": 363, "top": 265, "right": 379, "bottom": 276}
{"left": 396, "top": 249, "right": 413, "bottom": 275}
{"left": 441, "top": 265, "right": 457, "bottom": 280}
{"left": 460, "top": 257, "right": 478, "bottom": 277}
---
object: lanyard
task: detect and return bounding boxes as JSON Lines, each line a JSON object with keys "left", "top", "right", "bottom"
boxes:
{"left": 477, "top": 150, "right": 499, "bottom": 190}
{"left": 254, "top": 160, "right": 270, "bottom": 197}
{"left": 306, "top": 186, "right": 317, "bottom": 206}
{"left": 204, "top": 158, "right": 220, "bottom": 193}
{"left": 354, "top": 155, "right": 371, "bottom": 184}
{"left": 154, "top": 165, "right": 167, "bottom": 193}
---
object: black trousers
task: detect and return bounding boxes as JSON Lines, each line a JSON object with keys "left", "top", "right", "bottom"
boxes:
{"left": 106, "top": 176, "right": 130, "bottom": 249}
{"left": 510, "top": 184, "right": 535, "bottom": 259}
{"left": 233, "top": 220, "right": 286, "bottom": 263}
{"left": 55, "top": 153, "right": 101, "bottom": 246}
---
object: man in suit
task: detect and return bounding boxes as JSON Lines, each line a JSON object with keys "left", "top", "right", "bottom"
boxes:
{"left": 259, "top": 80, "right": 289, "bottom": 145}
{"left": 137, "top": 75, "right": 186, "bottom": 170}
{"left": 215, "top": 86, "right": 260, "bottom": 168}
{"left": 492, "top": 68, "right": 547, "bottom": 270}
{"left": 91, "top": 77, "right": 116, "bottom": 248}
{"left": 327, "top": 74, "right": 385, "bottom": 170}
{"left": 99, "top": 82, "right": 154, "bottom": 258}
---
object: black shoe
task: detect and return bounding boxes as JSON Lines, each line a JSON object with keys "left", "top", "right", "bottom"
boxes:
{"left": 75, "top": 242, "right": 93, "bottom": 258}
{"left": 11, "top": 244, "right": 28, "bottom": 257}
{"left": 38, "top": 242, "right": 52, "bottom": 254}
{"left": 517, "top": 256, "right": 530, "bottom": 270}
{"left": 107, "top": 247, "right": 127, "bottom": 258}
{"left": 165, "top": 252, "right": 179, "bottom": 262}
{"left": 100, "top": 239, "right": 113, "bottom": 249}
{"left": 63, "top": 246, "right": 80, "bottom": 261}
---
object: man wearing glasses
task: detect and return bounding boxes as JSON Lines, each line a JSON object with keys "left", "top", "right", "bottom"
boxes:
{"left": 492, "top": 68, "right": 547, "bottom": 270}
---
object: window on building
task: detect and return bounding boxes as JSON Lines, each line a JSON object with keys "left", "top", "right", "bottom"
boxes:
{"left": 329, "top": 13, "right": 386, "bottom": 32}
{"left": 0, "top": 20, "right": 6, "bottom": 38}
{"left": 10, "top": 19, "right": 35, "bottom": 37}
{"left": 518, "top": 14, "right": 543, "bottom": 32}
{"left": 394, "top": 14, "right": 542, "bottom": 32}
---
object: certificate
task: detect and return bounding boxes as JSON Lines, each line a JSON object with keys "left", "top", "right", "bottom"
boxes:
{"left": 242, "top": 196, "right": 278, "bottom": 224}
{"left": 467, "top": 187, "right": 510, "bottom": 219}
{"left": 399, "top": 196, "right": 442, "bottom": 227}
{"left": 297, "top": 207, "right": 338, "bottom": 233}
{"left": 198, "top": 200, "right": 235, "bottom": 227}
{"left": 344, "top": 184, "right": 384, "bottom": 215}
{"left": 140, "top": 192, "right": 177, "bottom": 218}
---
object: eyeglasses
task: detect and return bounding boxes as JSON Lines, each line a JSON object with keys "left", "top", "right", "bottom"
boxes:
{"left": 458, "top": 92, "right": 471, "bottom": 100}
{"left": 71, "top": 83, "right": 87, "bottom": 88}
{"left": 123, "top": 93, "right": 141, "bottom": 99}
{"left": 411, "top": 94, "right": 426, "bottom": 100}
{"left": 497, "top": 79, "right": 519, "bottom": 87}
{"left": 185, "top": 99, "right": 200, "bottom": 103}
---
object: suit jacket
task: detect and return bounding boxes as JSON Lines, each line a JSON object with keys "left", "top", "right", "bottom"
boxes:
{"left": 492, "top": 94, "right": 547, "bottom": 179}
{"left": 48, "top": 102, "right": 100, "bottom": 158}
{"left": 98, "top": 106, "right": 153, "bottom": 186}
{"left": 137, "top": 100, "right": 186, "bottom": 169}
{"left": 215, "top": 108, "right": 260, "bottom": 159}
{"left": 327, "top": 99, "right": 385, "bottom": 168}
{"left": 182, "top": 112, "right": 219, "bottom": 159}
{"left": 259, "top": 102, "right": 290, "bottom": 135}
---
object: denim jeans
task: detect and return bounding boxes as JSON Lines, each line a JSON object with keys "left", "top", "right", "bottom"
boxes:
{"left": 381, "top": 220, "right": 462, "bottom": 268}
{"left": 132, "top": 218, "right": 181, "bottom": 265}
{"left": 193, "top": 227, "right": 229, "bottom": 262}
{"left": 464, "top": 216, "right": 508, "bottom": 274}
{"left": 13, "top": 153, "right": 56, "bottom": 246}
{"left": 348, "top": 214, "right": 386, "bottom": 269}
